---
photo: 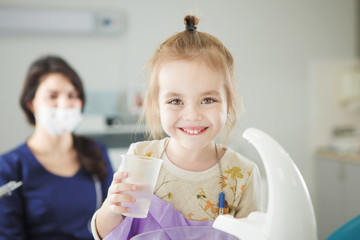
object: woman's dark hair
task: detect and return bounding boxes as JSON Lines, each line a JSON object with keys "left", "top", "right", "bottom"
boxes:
{"left": 20, "top": 56, "right": 86, "bottom": 124}
{"left": 20, "top": 55, "right": 108, "bottom": 180}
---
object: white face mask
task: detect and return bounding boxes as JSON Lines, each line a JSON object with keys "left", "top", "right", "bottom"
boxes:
{"left": 35, "top": 106, "right": 82, "bottom": 136}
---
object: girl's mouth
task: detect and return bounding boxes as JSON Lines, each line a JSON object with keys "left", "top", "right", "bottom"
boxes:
{"left": 179, "top": 127, "right": 208, "bottom": 135}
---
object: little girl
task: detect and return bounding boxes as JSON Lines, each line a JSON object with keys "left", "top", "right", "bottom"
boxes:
{"left": 91, "top": 15, "right": 262, "bottom": 240}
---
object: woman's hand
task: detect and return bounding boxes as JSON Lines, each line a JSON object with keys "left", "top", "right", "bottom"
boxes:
{"left": 95, "top": 171, "right": 137, "bottom": 239}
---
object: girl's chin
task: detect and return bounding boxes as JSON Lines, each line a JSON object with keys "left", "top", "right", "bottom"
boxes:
{"left": 173, "top": 137, "right": 214, "bottom": 149}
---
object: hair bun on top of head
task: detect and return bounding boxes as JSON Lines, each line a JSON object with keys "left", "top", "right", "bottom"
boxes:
{"left": 184, "top": 15, "right": 199, "bottom": 31}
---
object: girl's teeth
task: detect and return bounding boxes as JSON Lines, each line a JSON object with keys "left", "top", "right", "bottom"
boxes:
{"left": 185, "top": 129, "right": 200, "bottom": 134}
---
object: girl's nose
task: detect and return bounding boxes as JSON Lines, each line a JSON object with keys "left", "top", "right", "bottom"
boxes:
{"left": 182, "top": 104, "right": 203, "bottom": 121}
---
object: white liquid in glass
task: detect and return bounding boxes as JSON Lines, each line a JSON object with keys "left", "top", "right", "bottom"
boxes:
{"left": 122, "top": 183, "right": 153, "bottom": 218}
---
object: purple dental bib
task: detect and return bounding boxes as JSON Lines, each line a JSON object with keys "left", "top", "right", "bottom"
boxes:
{"left": 104, "top": 194, "right": 213, "bottom": 240}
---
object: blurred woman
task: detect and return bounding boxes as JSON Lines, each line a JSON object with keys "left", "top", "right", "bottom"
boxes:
{"left": 0, "top": 55, "right": 113, "bottom": 240}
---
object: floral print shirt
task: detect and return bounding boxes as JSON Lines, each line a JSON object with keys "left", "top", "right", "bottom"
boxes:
{"left": 128, "top": 138, "right": 262, "bottom": 221}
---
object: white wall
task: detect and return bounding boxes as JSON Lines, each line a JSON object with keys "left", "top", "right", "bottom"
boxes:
{"left": 0, "top": 0, "right": 358, "bottom": 237}
{"left": 310, "top": 59, "right": 360, "bottom": 148}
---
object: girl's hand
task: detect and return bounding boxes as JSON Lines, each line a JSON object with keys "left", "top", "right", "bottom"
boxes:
{"left": 95, "top": 170, "right": 137, "bottom": 239}
{"left": 106, "top": 171, "right": 137, "bottom": 215}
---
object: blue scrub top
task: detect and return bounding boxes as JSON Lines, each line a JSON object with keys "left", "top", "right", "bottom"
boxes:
{"left": 0, "top": 141, "right": 113, "bottom": 240}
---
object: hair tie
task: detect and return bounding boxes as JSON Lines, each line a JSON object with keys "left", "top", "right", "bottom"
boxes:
{"left": 185, "top": 26, "right": 197, "bottom": 31}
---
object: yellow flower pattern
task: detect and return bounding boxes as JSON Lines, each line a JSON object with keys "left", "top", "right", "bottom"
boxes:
{"left": 160, "top": 192, "right": 173, "bottom": 200}
{"left": 187, "top": 166, "right": 248, "bottom": 220}
{"left": 224, "top": 167, "right": 243, "bottom": 180}
{"left": 134, "top": 150, "right": 154, "bottom": 158}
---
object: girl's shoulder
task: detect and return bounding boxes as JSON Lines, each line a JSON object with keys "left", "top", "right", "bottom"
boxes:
{"left": 221, "top": 146, "right": 258, "bottom": 171}
{"left": 128, "top": 138, "right": 167, "bottom": 159}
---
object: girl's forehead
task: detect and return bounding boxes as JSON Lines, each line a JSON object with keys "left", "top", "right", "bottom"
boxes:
{"left": 159, "top": 56, "right": 223, "bottom": 71}
{"left": 157, "top": 60, "right": 226, "bottom": 95}
{"left": 158, "top": 59, "right": 223, "bottom": 79}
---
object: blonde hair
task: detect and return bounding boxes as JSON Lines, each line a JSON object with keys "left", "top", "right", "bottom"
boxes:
{"left": 141, "top": 15, "right": 242, "bottom": 141}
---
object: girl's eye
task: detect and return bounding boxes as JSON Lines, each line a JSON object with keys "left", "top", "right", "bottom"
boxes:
{"left": 201, "top": 98, "right": 215, "bottom": 104}
{"left": 168, "top": 99, "right": 183, "bottom": 105}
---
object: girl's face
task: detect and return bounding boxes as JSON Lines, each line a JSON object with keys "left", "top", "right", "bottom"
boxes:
{"left": 158, "top": 59, "right": 228, "bottom": 150}
{"left": 28, "top": 73, "right": 82, "bottom": 113}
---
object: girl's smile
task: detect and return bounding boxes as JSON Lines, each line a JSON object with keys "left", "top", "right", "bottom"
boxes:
{"left": 179, "top": 126, "right": 208, "bottom": 135}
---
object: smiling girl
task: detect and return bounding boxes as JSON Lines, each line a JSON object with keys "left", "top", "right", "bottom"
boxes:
{"left": 92, "top": 15, "right": 262, "bottom": 240}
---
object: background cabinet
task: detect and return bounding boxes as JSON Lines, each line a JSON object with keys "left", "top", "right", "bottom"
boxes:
{"left": 316, "top": 155, "right": 360, "bottom": 239}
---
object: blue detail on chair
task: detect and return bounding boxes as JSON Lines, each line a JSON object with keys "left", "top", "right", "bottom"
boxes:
{"left": 327, "top": 215, "right": 360, "bottom": 240}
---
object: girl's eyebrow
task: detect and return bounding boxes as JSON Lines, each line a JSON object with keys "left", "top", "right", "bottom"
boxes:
{"left": 202, "top": 90, "right": 221, "bottom": 96}
{"left": 162, "top": 90, "right": 221, "bottom": 98}
{"left": 163, "top": 92, "right": 182, "bottom": 98}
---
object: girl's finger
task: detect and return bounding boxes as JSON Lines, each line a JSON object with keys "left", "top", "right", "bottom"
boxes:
{"left": 109, "top": 182, "right": 137, "bottom": 194}
{"left": 109, "top": 204, "right": 130, "bottom": 215}
{"left": 108, "top": 193, "right": 136, "bottom": 204}
{"left": 112, "top": 171, "right": 128, "bottom": 184}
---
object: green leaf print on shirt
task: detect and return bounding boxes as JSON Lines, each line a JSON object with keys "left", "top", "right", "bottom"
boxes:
{"left": 224, "top": 167, "right": 243, "bottom": 180}
{"left": 223, "top": 166, "right": 245, "bottom": 207}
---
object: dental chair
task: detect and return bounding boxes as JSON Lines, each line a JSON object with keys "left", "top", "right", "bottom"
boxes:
{"left": 213, "top": 128, "right": 318, "bottom": 240}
